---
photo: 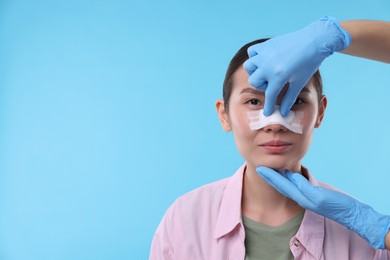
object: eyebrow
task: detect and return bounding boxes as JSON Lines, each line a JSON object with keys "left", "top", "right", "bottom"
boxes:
{"left": 240, "top": 86, "right": 311, "bottom": 95}
{"left": 240, "top": 88, "right": 264, "bottom": 95}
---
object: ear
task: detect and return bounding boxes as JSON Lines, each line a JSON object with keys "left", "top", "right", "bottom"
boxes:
{"left": 215, "top": 99, "right": 232, "bottom": 132}
{"left": 315, "top": 95, "right": 328, "bottom": 128}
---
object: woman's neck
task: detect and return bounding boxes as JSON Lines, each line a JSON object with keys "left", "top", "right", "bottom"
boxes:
{"left": 241, "top": 163, "right": 304, "bottom": 226}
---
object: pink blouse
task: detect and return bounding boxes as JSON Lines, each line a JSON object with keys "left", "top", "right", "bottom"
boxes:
{"left": 150, "top": 164, "right": 390, "bottom": 259}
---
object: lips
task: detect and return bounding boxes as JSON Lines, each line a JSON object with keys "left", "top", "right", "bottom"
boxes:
{"left": 260, "top": 140, "right": 292, "bottom": 146}
{"left": 259, "top": 140, "right": 292, "bottom": 153}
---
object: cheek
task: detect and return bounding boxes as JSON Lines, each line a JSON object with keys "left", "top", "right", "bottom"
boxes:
{"left": 300, "top": 108, "right": 318, "bottom": 132}
{"left": 296, "top": 109, "right": 317, "bottom": 155}
{"left": 229, "top": 109, "right": 257, "bottom": 151}
{"left": 230, "top": 109, "right": 251, "bottom": 137}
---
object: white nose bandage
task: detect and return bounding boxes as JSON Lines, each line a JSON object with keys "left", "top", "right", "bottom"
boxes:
{"left": 247, "top": 106, "right": 304, "bottom": 134}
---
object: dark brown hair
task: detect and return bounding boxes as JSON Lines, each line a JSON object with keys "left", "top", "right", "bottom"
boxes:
{"left": 222, "top": 38, "right": 323, "bottom": 111}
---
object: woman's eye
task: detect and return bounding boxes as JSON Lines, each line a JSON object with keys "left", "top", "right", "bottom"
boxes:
{"left": 294, "top": 98, "right": 304, "bottom": 105}
{"left": 248, "top": 99, "right": 262, "bottom": 106}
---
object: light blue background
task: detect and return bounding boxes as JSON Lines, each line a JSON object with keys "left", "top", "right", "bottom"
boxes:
{"left": 1, "top": 0, "right": 389, "bottom": 259}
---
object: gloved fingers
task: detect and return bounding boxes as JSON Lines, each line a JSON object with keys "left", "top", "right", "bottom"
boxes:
{"left": 280, "top": 81, "right": 304, "bottom": 117}
{"left": 258, "top": 82, "right": 268, "bottom": 93}
{"left": 286, "top": 171, "right": 319, "bottom": 198}
{"left": 248, "top": 69, "right": 267, "bottom": 91}
{"left": 243, "top": 57, "right": 257, "bottom": 75}
{"left": 247, "top": 44, "right": 259, "bottom": 58}
{"left": 263, "top": 80, "right": 284, "bottom": 116}
{"left": 257, "top": 166, "right": 316, "bottom": 209}
{"left": 286, "top": 171, "right": 339, "bottom": 209}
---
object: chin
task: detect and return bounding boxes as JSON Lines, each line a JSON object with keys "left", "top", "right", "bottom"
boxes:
{"left": 254, "top": 157, "right": 299, "bottom": 172}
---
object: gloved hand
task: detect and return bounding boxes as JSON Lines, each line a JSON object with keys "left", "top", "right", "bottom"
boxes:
{"left": 257, "top": 166, "right": 390, "bottom": 249}
{"left": 244, "top": 16, "right": 351, "bottom": 117}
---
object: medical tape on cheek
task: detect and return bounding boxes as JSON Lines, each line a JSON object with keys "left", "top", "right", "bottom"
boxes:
{"left": 247, "top": 105, "right": 304, "bottom": 134}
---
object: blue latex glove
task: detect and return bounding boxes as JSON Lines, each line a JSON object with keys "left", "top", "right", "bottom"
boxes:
{"left": 244, "top": 16, "right": 351, "bottom": 117}
{"left": 257, "top": 166, "right": 390, "bottom": 249}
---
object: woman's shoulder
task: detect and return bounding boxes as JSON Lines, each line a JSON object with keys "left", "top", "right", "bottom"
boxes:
{"left": 157, "top": 176, "right": 233, "bottom": 237}
{"left": 160, "top": 165, "right": 245, "bottom": 230}
{"left": 152, "top": 174, "right": 242, "bottom": 259}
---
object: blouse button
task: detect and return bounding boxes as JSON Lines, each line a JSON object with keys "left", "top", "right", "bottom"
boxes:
{"left": 293, "top": 239, "right": 301, "bottom": 247}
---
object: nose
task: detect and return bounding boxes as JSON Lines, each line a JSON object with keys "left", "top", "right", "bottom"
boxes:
{"left": 262, "top": 123, "right": 288, "bottom": 133}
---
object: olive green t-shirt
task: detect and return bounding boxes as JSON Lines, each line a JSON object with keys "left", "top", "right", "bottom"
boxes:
{"left": 243, "top": 211, "right": 304, "bottom": 260}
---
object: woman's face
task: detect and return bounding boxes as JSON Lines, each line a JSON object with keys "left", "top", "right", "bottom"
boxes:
{"left": 216, "top": 66, "right": 327, "bottom": 172}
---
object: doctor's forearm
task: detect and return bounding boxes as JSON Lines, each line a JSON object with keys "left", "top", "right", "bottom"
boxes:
{"left": 340, "top": 20, "right": 390, "bottom": 63}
